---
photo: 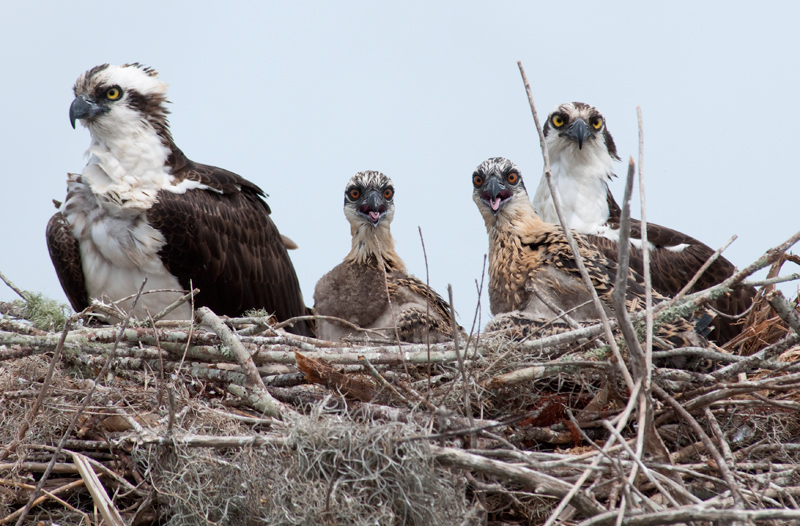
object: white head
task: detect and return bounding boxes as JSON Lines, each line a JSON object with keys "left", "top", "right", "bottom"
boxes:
{"left": 543, "top": 102, "right": 620, "bottom": 164}
{"left": 69, "top": 63, "right": 173, "bottom": 147}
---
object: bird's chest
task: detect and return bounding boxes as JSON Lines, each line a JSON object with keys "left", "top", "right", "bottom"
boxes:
{"left": 487, "top": 232, "right": 532, "bottom": 314}
{"left": 60, "top": 174, "right": 187, "bottom": 319}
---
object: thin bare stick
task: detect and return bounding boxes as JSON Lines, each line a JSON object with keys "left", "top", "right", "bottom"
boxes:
{"left": 0, "top": 270, "right": 27, "bottom": 301}
{"left": 670, "top": 235, "right": 737, "bottom": 305}
{"left": 517, "top": 60, "right": 634, "bottom": 391}
{"left": 766, "top": 289, "right": 800, "bottom": 337}
{"left": 611, "top": 157, "right": 647, "bottom": 375}
{"left": 358, "top": 356, "right": 414, "bottom": 409}
{"left": 418, "top": 227, "right": 433, "bottom": 394}
{"left": 636, "top": 107, "right": 654, "bottom": 386}
{"left": 448, "top": 284, "right": 474, "bottom": 433}
{"left": 150, "top": 287, "right": 199, "bottom": 322}
{"left": 743, "top": 272, "right": 800, "bottom": 287}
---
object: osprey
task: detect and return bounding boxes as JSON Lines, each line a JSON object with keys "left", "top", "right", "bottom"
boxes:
{"left": 46, "top": 63, "right": 313, "bottom": 336}
{"left": 313, "top": 171, "right": 458, "bottom": 343}
{"left": 532, "top": 102, "right": 754, "bottom": 343}
{"left": 473, "top": 157, "right": 712, "bottom": 349}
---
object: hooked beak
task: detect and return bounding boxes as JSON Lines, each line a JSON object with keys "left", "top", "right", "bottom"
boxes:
{"left": 560, "top": 117, "right": 592, "bottom": 149}
{"left": 357, "top": 190, "right": 387, "bottom": 227}
{"left": 69, "top": 95, "right": 109, "bottom": 129}
{"left": 480, "top": 177, "right": 513, "bottom": 216}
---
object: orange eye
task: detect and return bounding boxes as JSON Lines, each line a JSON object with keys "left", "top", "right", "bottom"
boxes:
{"left": 591, "top": 117, "right": 603, "bottom": 130}
{"left": 383, "top": 188, "right": 393, "bottom": 200}
{"left": 473, "top": 175, "right": 483, "bottom": 187}
{"left": 348, "top": 188, "right": 360, "bottom": 200}
{"left": 552, "top": 114, "right": 565, "bottom": 127}
{"left": 507, "top": 172, "right": 518, "bottom": 184}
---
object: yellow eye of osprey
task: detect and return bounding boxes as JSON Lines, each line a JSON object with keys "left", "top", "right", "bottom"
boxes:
{"left": 507, "top": 172, "right": 518, "bottom": 184}
{"left": 349, "top": 188, "right": 360, "bottom": 200}
{"left": 552, "top": 115, "right": 565, "bottom": 127}
{"left": 473, "top": 174, "right": 483, "bottom": 187}
{"left": 383, "top": 188, "right": 393, "bottom": 200}
{"left": 106, "top": 87, "right": 121, "bottom": 100}
{"left": 591, "top": 117, "right": 603, "bottom": 130}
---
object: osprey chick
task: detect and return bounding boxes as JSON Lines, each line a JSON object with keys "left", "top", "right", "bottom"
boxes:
{"left": 473, "top": 157, "right": 711, "bottom": 349}
{"left": 313, "top": 171, "right": 457, "bottom": 343}
{"left": 532, "top": 102, "right": 755, "bottom": 344}
{"left": 47, "top": 63, "right": 313, "bottom": 336}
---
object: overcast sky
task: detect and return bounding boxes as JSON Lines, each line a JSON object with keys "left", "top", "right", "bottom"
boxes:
{"left": 1, "top": 2, "right": 798, "bottom": 331}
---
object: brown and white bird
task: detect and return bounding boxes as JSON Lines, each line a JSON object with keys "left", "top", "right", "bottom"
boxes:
{"left": 46, "top": 63, "right": 313, "bottom": 336}
{"left": 313, "top": 171, "right": 457, "bottom": 343}
{"left": 532, "top": 102, "right": 754, "bottom": 343}
{"left": 473, "top": 157, "right": 711, "bottom": 349}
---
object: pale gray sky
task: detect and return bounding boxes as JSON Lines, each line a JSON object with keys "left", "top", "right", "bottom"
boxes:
{"left": 1, "top": 2, "right": 798, "bottom": 330}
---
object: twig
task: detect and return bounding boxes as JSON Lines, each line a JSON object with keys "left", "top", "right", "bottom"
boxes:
{"left": 517, "top": 60, "right": 634, "bottom": 391}
{"left": 670, "top": 235, "right": 738, "bottom": 305}
{"left": 196, "top": 306, "right": 283, "bottom": 417}
{"left": 418, "top": 227, "right": 433, "bottom": 395}
{"left": 651, "top": 383, "right": 746, "bottom": 508}
{"left": 430, "top": 445, "right": 604, "bottom": 517}
{"left": 358, "top": 355, "right": 414, "bottom": 409}
{"left": 0, "top": 269, "right": 27, "bottom": 301}
{"left": 72, "top": 451, "right": 125, "bottom": 526}
{"left": 151, "top": 287, "right": 199, "bottom": 322}
{"left": 766, "top": 289, "right": 800, "bottom": 337}
{"left": 611, "top": 157, "right": 647, "bottom": 377}
{"left": 742, "top": 272, "right": 800, "bottom": 287}
{"left": 448, "top": 284, "right": 474, "bottom": 435}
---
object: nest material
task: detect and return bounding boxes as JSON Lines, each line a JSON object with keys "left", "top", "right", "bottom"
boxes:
{"left": 1, "top": 241, "right": 800, "bottom": 525}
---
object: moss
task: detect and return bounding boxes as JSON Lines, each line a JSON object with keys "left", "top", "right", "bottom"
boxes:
{"left": 12, "top": 292, "right": 72, "bottom": 331}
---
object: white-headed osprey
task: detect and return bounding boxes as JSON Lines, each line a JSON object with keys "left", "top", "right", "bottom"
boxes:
{"left": 473, "top": 157, "right": 712, "bottom": 349}
{"left": 532, "top": 102, "right": 755, "bottom": 344}
{"left": 313, "top": 171, "right": 458, "bottom": 343}
{"left": 46, "top": 63, "right": 313, "bottom": 336}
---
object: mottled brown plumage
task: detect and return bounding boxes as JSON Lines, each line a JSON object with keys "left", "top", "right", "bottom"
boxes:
{"left": 473, "top": 157, "right": 711, "bottom": 349}
{"left": 313, "top": 171, "right": 457, "bottom": 343}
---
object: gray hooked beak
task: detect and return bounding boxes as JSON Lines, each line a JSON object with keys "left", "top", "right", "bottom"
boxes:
{"left": 357, "top": 190, "right": 388, "bottom": 227}
{"left": 561, "top": 117, "right": 592, "bottom": 149}
{"left": 481, "top": 177, "right": 513, "bottom": 216}
{"left": 69, "top": 95, "right": 109, "bottom": 129}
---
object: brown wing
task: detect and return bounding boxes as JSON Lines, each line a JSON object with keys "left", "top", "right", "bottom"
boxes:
{"left": 45, "top": 212, "right": 88, "bottom": 313}
{"left": 390, "top": 273, "right": 456, "bottom": 327}
{"left": 149, "top": 155, "right": 313, "bottom": 337}
{"left": 595, "top": 190, "right": 755, "bottom": 343}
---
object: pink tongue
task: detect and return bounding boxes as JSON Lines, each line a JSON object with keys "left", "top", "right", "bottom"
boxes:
{"left": 490, "top": 197, "right": 502, "bottom": 211}
{"left": 369, "top": 211, "right": 381, "bottom": 222}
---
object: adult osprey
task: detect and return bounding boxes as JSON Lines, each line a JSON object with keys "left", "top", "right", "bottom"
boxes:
{"left": 532, "top": 102, "right": 754, "bottom": 344}
{"left": 313, "top": 171, "right": 458, "bottom": 343}
{"left": 473, "top": 157, "right": 712, "bottom": 349}
{"left": 46, "top": 63, "right": 313, "bottom": 336}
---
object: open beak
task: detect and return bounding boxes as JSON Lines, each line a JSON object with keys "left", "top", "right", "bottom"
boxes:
{"left": 480, "top": 177, "right": 513, "bottom": 215}
{"left": 69, "top": 95, "right": 109, "bottom": 129}
{"left": 560, "top": 117, "right": 592, "bottom": 149}
{"left": 357, "top": 190, "right": 387, "bottom": 226}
